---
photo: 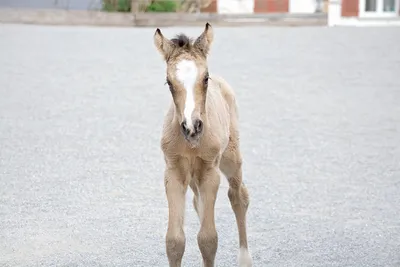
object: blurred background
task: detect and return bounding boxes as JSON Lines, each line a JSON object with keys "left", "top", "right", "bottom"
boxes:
{"left": 1, "top": 0, "right": 399, "bottom": 26}
{"left": 0, "top": 0, "right": 328, "bottom": 14}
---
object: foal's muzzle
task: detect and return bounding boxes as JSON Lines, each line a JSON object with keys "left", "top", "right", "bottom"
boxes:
{"left": 181, "top": 119, "right": 203, "bottom": 139}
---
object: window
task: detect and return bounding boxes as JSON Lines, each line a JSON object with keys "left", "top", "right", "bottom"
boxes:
{"left": 360, "top": 0, "right": 399, "bottom": 16}
{"left": 365, "top": 0, "right": 377, "bottom": 11}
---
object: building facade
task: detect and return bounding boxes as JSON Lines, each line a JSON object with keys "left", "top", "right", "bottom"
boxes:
{"left": 202, "top": 0, "right": 327, "bottom": 14}
{"left": 328, "top": 0, "right": 400, "bottom": 26}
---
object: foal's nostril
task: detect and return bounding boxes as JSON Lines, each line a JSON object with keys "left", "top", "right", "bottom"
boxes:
{"left": 181, "top": 119, "right": 202, "bottom": 139}
{"left": 194, "top": 119, "right": 203, "bottom": 134}
{"left": 181, "top": 121, "right": 190, "bottom": 135}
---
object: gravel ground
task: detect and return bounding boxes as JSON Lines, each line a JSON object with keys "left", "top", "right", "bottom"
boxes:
{"left": 0, "top": 24, "right": 399, "bottom": 267}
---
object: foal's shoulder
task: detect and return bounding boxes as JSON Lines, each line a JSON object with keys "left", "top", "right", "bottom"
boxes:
{"left": 209, "top": 74, "right": 236, "bottom": 105}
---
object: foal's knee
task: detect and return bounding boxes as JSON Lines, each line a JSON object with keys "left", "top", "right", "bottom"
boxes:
{"left": 197, "top": 228, "right": 218, "bottom": 258}
{"left": 166, "top": 231, "right": 185, "bottom": 263}
{"left": 228, "top": 184, "right": 249, "bottom": 209}
{"left": 240, "top": 184, "right": 250, "bottom": 208}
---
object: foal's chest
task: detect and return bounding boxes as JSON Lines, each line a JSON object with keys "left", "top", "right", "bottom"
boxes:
{"left": 186, "top": 153, "right": 221, "bottom": 182}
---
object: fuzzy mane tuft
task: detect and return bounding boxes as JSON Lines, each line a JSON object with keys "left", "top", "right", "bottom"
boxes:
{"left": 170, "top": 34, "right": 193, "bottom": 49}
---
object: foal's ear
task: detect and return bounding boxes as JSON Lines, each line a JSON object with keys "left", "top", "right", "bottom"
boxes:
{"left": 194, "top": 22, "right": 213, "bottom": 57}
{"left": 154, "top": 28, "right": 174, "bottom": 60}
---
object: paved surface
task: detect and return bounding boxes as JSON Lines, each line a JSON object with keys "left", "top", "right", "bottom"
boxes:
{"left": 0, "top": 24, "right": 399, "bottom": 267}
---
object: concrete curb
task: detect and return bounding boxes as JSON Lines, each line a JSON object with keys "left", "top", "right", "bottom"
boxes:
{"left": 0, "top": 8, "right": 327, "bottom": 27}
{"left": 0, "top": 8, "right": 134, "bottom": 27}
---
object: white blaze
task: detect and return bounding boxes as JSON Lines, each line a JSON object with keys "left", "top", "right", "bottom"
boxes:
{"left": 176, "top": 60, "right": 198, "bottom": 128}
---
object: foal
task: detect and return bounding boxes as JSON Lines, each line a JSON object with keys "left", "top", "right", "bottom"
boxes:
{"left": 153, "top": 23, "right": 252, "bottom": 267}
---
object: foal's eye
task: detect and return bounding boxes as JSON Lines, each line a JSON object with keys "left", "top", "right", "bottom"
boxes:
{"left": 203, "top": 74, "right": 209, "bottom": 86}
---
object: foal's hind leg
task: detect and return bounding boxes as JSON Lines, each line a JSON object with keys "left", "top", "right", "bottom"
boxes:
{"left": 191, "top": 163, "right": 221, "bottom": 267}
{"left": 191, "top": 171, "right": 218, "bottom": 267}
{"left": 190, "top": 180, "right": 201, "bottom": 221}
{"left": 220, "top": 146, "right": 252, "bottom": 267}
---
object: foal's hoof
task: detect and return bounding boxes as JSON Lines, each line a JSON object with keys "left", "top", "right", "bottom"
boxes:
{"left": 238, "top": 247, "right": 253, "bottom": 267}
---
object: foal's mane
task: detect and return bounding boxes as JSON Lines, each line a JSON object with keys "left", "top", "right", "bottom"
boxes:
{"left": 170, "top": 34, "right": 193, "bottom": 49}
{"left": 169, "top": 33, "right": 209, "bottom": 60}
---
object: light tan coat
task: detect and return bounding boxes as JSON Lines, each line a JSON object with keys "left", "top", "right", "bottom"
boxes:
{"left": 154, "top": 23, "right": 252, "bottom": 267}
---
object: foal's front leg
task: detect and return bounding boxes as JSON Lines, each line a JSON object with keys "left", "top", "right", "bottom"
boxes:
{"left": 164, "top": 167, "right": 188, "bottom": 267}
{"left": 197, "top": 166, "right": 221, "bottom": 267}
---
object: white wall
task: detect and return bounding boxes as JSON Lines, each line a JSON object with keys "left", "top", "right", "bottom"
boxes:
{"left": 217, "top": 0, "right": 254, "bottom": 14}
{"left": 328, "top": 0, "right": 341, "bottom": 26}
{"left": 289, "top": 0, "right": 317, "bottom": 13}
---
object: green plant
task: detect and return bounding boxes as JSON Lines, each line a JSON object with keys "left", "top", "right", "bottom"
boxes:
{"left": 102, "top": 0, "right": 131, "bottom": 12}
{"left": 117, "top": 0, "right": 131, "bottom": 12}
{"left": 145, "top": 0, "right": 177, "bottom": 12}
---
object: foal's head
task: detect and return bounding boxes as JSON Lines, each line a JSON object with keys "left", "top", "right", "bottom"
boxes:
{"left": 154, "top": 23, "right": 213, "bottom": 145}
